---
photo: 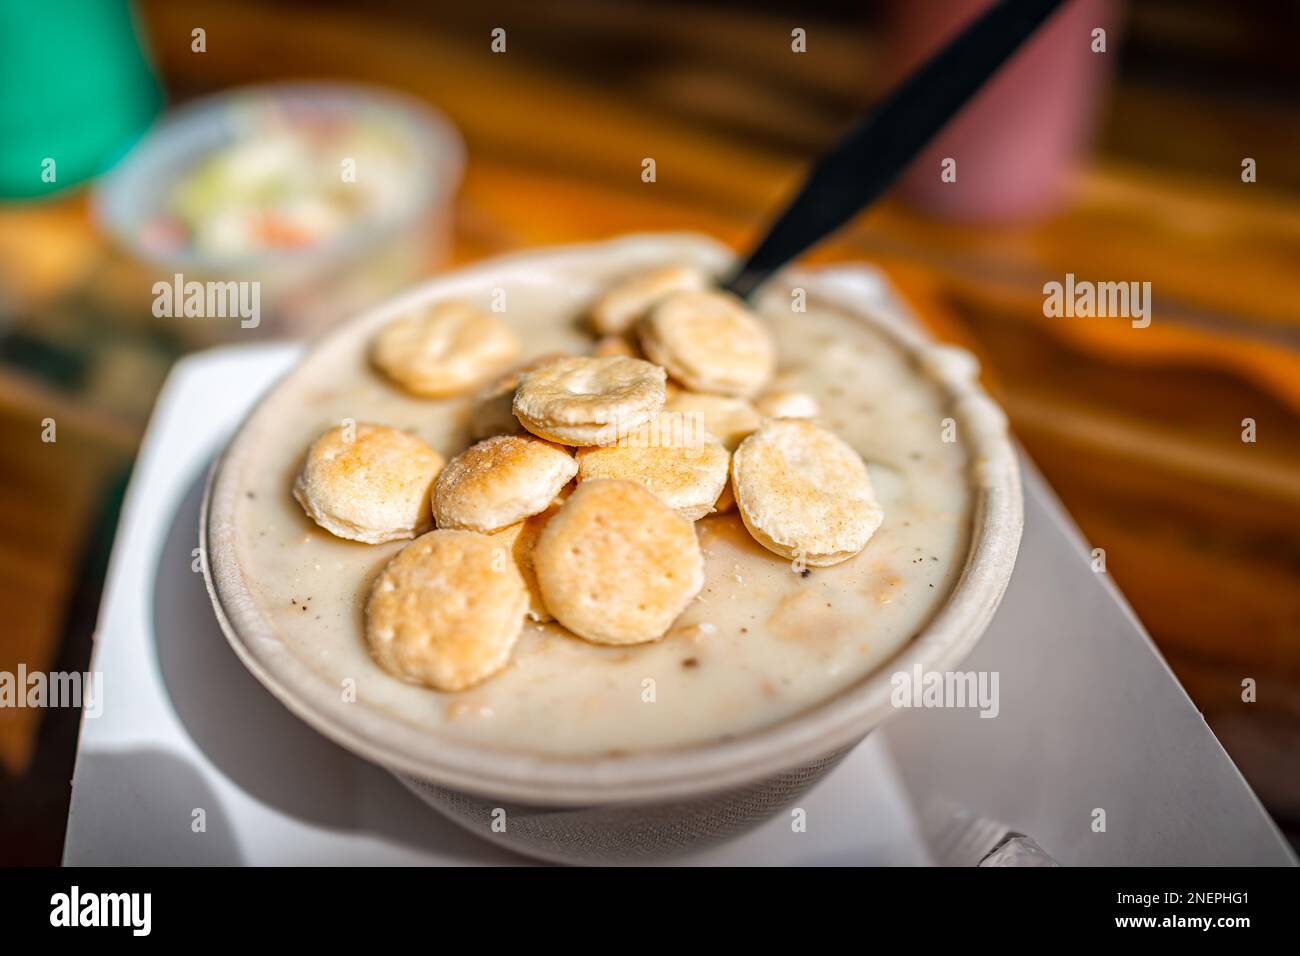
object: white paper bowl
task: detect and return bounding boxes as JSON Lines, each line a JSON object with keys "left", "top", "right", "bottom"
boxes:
{"left": 201, "top": 234, "right": 1022, "bottom": 863}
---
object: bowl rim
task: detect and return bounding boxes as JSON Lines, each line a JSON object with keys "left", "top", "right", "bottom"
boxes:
{"left": 201, "top": 232, "right": 1023, "bottom": 806}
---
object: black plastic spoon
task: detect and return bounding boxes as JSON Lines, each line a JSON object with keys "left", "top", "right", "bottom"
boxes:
{"left": 724, "top": 0, "right": 1068, "bottom": 300}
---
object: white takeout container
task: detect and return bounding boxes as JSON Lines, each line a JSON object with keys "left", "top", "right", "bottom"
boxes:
{"left": 94, "top": 82, "right": 464, "bottom": 342}
{"left": 200, "top": 234, "right": 1023, "bottom": 863}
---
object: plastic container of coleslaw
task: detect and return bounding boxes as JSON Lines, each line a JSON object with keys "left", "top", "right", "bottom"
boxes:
{"left": 93, "top": 82, "right": 464, "bottom": 341}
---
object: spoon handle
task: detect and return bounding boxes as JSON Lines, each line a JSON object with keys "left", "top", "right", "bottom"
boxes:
{"left": 725, "top": 0, "right": 1067, "bottom": 300}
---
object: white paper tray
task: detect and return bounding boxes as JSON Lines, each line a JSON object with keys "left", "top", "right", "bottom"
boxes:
{"left": 63, "top": 343, "right": 1294, "bottom": 865}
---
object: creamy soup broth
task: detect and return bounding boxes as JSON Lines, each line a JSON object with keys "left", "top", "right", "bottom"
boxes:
{"left": 232, "top": 258, "right": 970, "bottom": 755}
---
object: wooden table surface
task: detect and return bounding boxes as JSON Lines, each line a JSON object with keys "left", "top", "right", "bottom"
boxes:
{"left": 1, "top": 0, "right": 1297, "bottom": 853}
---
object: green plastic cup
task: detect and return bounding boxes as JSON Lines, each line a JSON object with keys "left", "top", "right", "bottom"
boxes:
{"left": 0, "top": 0, "right": 161, "bottom": 200}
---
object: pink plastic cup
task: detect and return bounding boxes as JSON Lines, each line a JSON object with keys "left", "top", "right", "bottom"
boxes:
{"left": 885, "top": 0, "right": 1118, "bottom": 223}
